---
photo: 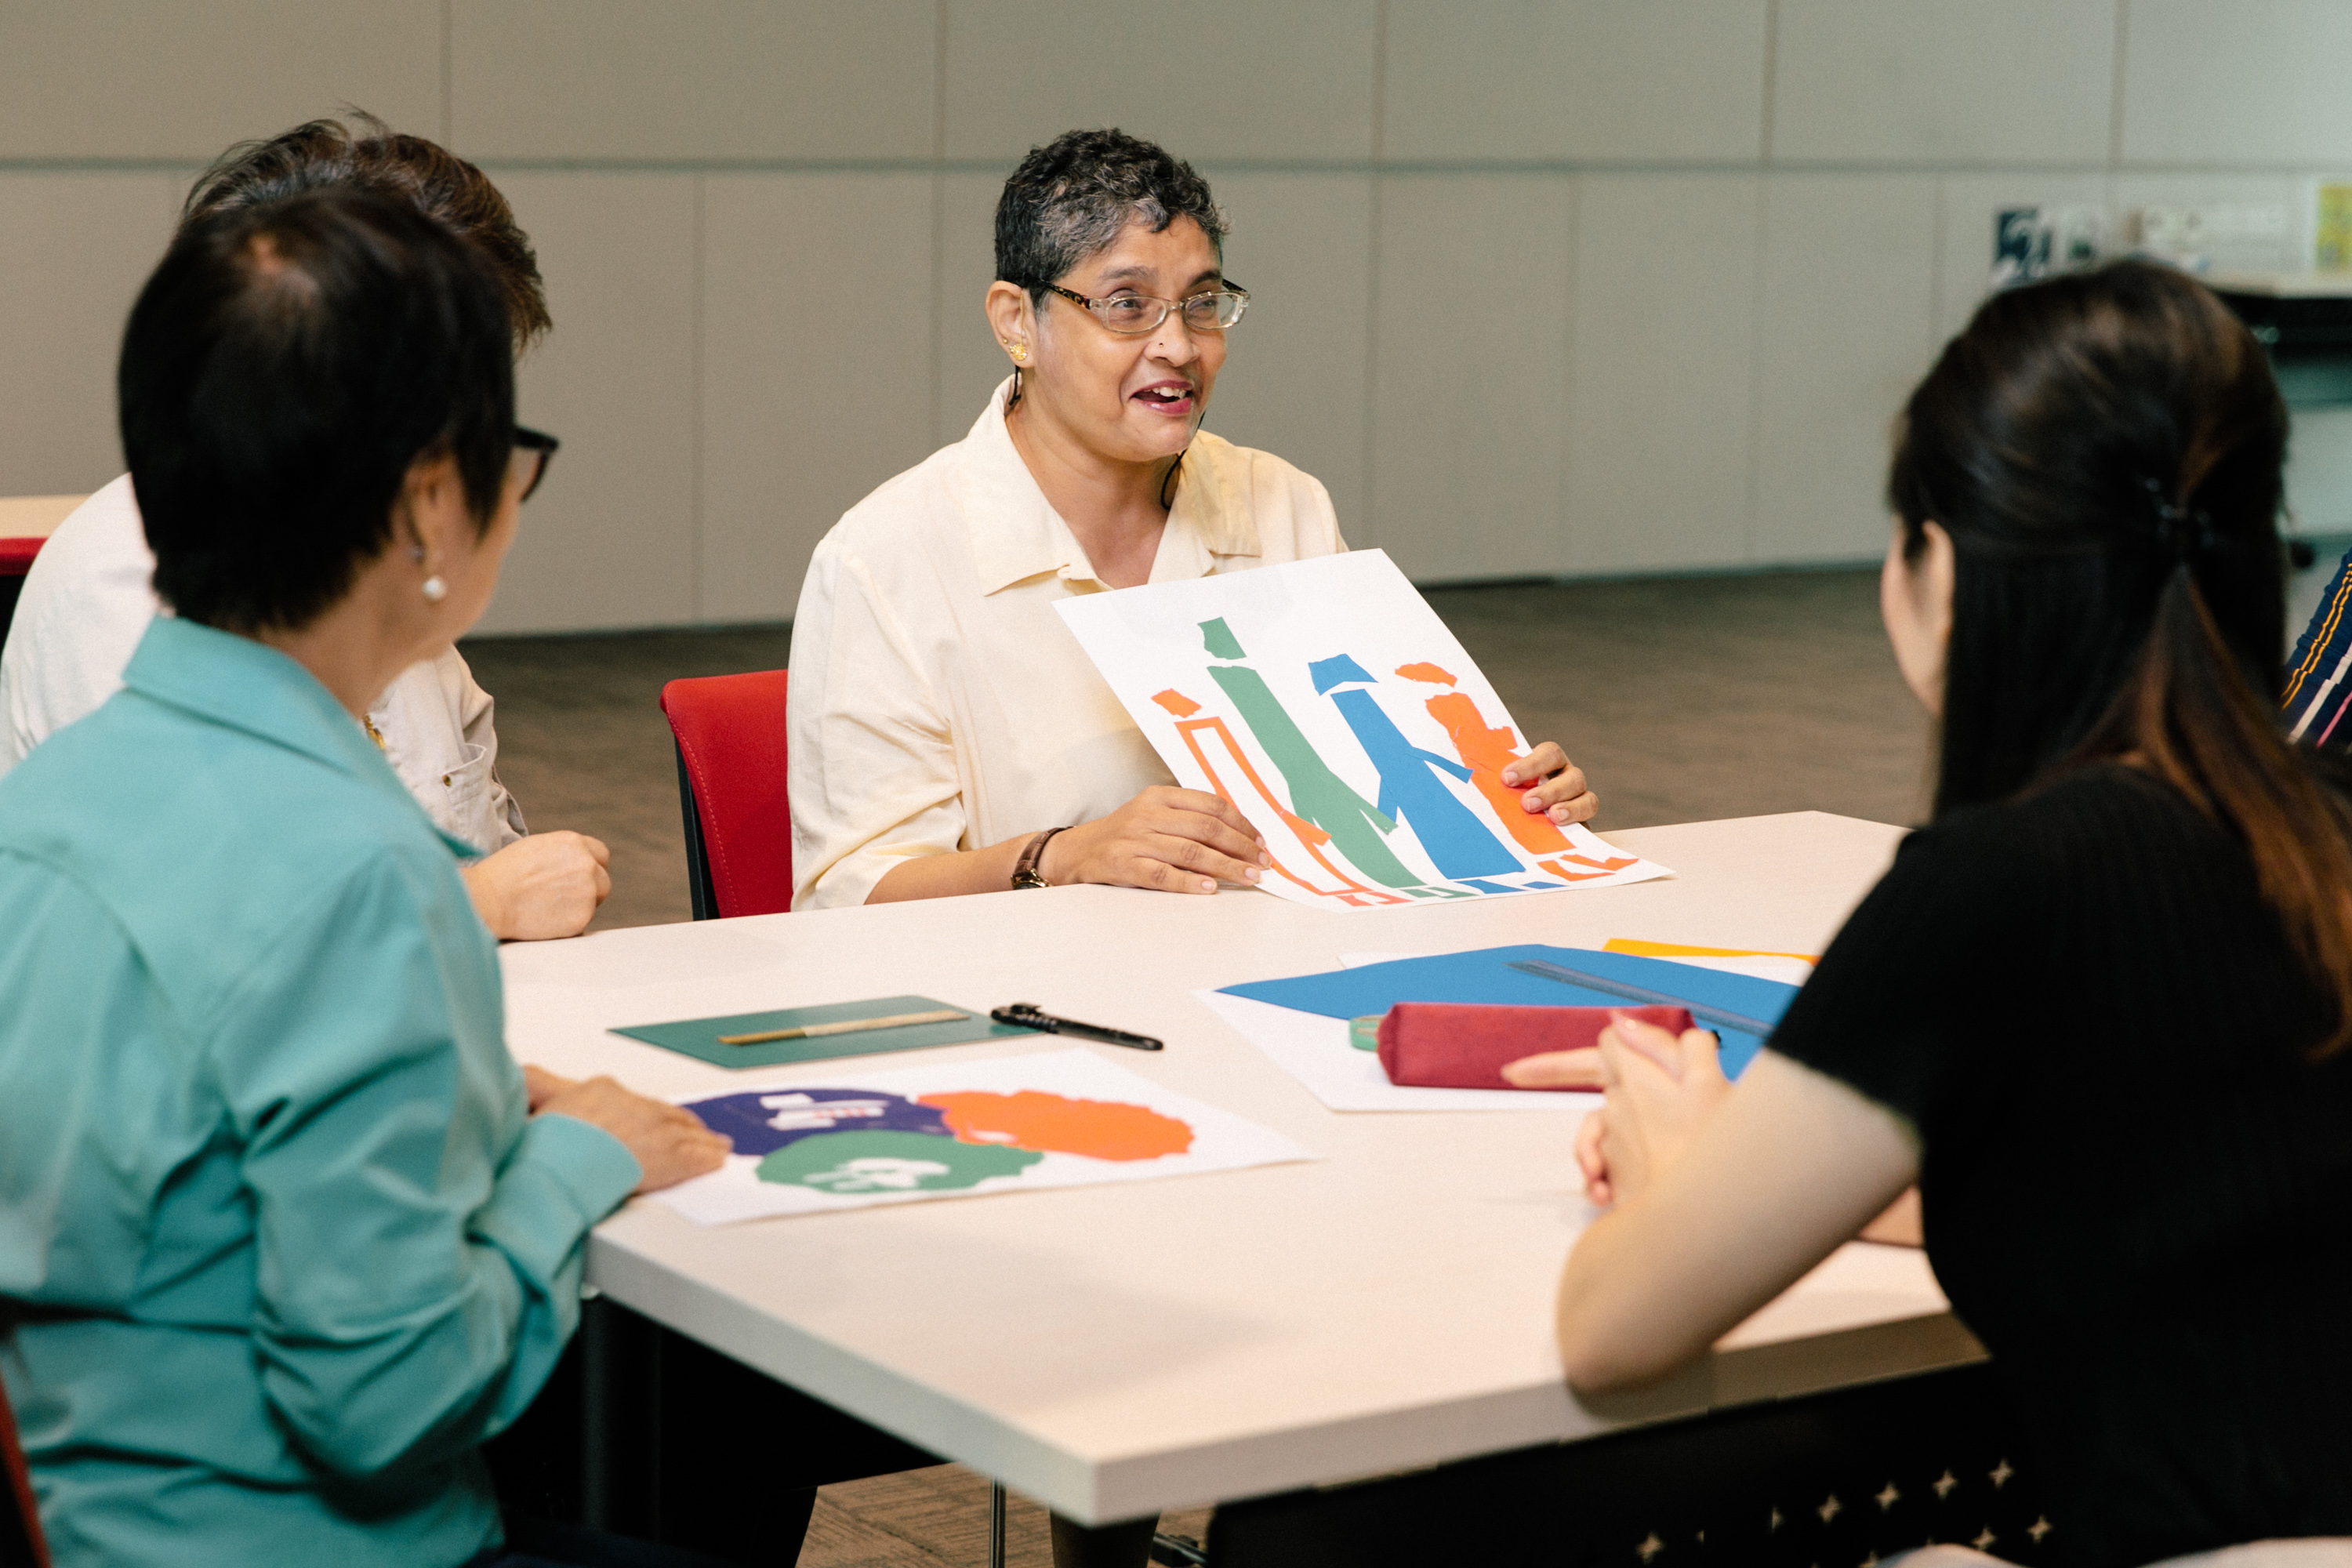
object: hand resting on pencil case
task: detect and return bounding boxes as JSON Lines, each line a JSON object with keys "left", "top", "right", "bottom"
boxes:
{"left": 1376, "top": 1002, "right": 1694, "bottom": 1091}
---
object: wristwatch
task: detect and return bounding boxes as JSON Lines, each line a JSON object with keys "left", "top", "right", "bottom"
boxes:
{"left": 1011, "top": 826, "right": 1070, "bottom": 890}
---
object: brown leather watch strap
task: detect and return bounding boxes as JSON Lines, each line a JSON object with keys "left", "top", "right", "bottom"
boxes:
{"left": 1011, "top": 826, "right": 1070, "bottom": 890}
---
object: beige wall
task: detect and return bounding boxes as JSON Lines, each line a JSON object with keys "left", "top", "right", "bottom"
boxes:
{"left": 5, "top": 2, "right": 2352, "bottom": 633}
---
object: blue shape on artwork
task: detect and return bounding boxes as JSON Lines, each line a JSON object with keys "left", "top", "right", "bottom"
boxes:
{"left": 1308, "top": 653, "right": 1377, "bottom": 694}
{"left": 684, "top": 1087, "right": 949, "bottom": 1156}
{"left": 1324, "top": 686, "right": 1523, "bottom": 879}
{"left": 1453, "top": 879, "right": 1526, "bottom": 895}
{"left": 1218, "top": 945, "right": 1804, "bottom": 1081}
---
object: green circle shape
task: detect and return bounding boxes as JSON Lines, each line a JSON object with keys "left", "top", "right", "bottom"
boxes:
{"left": 756, "top": 1130, "right": 1044, "bottom": 1193}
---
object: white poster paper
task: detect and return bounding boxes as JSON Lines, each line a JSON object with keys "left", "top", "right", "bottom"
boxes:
{"left": 655, "top": 1049, "right": 1319, "bottom": 1225}
{"left": 1057, "top": 551, "right": 1669, "bottom": 909}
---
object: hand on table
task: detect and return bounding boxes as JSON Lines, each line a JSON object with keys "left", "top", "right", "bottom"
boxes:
{"left": 1501, "top": 742, "right": 1599, "bottom": 827}
{"left": 1515, "top": 1011, "right": 1730, "bottom": 1209}
{"left": 1043, "top": 786, "right": 1272, "bottom": 895}
{"left": 463, "top": 830, "right": 612, "bottom": 941}
{"left": 526, "top": 1065, "right": 731, "bottom": 1192}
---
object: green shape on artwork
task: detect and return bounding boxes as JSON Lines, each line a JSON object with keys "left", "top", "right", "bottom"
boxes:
{"left": 757, "top": 1131, "right": 1043, "bottom": 1193}
{"left": 1199, "top": 617, "right": 1247, "bottom": 659}
{"left": 1207, "top": 663, "right": 1420, "bottom": 887}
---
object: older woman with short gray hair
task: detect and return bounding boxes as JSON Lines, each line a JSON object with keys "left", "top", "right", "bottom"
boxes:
{"left": 787, "top": 128, "right": 1598, "bottom": 913}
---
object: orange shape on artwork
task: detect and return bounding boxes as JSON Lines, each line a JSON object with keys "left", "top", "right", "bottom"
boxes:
{"left": 919, "top": 1091, "right": 1195, "bottom": 1162}
{"left": 1394, "top": 662, "right": 1458, "bottom": 687}
{"left": 1172, "top": 713, "right": 1413, "bottom": 905}
{"left": 1421, "top": 690, "right": 1572, "bottom": 854}
{"left": 1152, "top": 688, "right": 1203, "bottom": 717}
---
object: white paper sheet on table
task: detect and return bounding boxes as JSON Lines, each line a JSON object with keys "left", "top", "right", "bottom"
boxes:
{"left": 1202, "top": 942, "right": 1811, "bottom": 1112}
{"left": 655, "top": 1048, "right": 1319, "bottom": 1225}
{"left": 1056, "top": 551, "right": 1669, "bottom": 909}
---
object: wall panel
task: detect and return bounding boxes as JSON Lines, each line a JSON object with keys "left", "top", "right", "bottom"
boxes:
{"left": 700, "top": 172, "right": 937, "bottom": 625}
{"left": 479, "top": 173, "right": 699, "bottom": 633}
{"left": 1383, "top": 0, "right": 1769, "bottom": 163}
{"left": 1563, "top": 174, "right": 1761, "bottom": 575}
{"left": 0, "top": 174, "right": 180, "bottom": 498}
{"left": 1751, "top": 175, "right": 1940, "bottom": 565}
{"left": 935, "top": 171, "right": 1012, "bottom": 452}
{"left": 1773, "top": 0, "right": 2115, "bottom": 165}
{"left": 943, "top": 1, "right": 1377, "bottom": 164}
{"left": 1193, "top": 172, "right": 1373, "bottom": 539}
{"left": 2120, "top": 0, "right": 2352, "bottom": 168}
{"left": 452, "top": 1, "right": 936, "bottom": 162}
{"left": 0, "top": 2, "right": 440, "bottom": 161}
{"left": 1369, "top": 174, "right": 1575, "bottom": 579}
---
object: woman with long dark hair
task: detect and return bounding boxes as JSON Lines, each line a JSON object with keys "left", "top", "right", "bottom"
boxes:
{"left": 1537, "top": 261, "right": 2352, "bottom": 1566}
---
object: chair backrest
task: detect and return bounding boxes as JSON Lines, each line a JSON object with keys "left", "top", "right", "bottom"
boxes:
{"left": 659, "top": 670, "right": 793, "bottom": 920}
{"left": 0, "top": 1370, "right": 51, "bottom": 1568}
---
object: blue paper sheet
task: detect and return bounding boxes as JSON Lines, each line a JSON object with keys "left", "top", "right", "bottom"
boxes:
{"left": 1218, "top": 945, "right": 1801, "bottom": 1078}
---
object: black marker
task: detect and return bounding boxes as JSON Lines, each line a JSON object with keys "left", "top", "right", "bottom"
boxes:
{"left": 991, "top": 1002, "right": 1164, "bottom": 1051}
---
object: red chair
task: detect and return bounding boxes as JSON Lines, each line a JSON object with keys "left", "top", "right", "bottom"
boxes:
{"left": 0, "top": 1369, "right": 50, "bottom": 1568}
{"left": 659, "top": 670, "right": 793, "bottom": 920}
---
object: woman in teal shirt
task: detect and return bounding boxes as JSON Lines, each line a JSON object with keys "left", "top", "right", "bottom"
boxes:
{"left": 0, "top": 190, "right": 728, "bottom": 1566}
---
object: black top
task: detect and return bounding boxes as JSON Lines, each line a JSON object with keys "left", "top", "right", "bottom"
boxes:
{"left": 1771, "top": 764, "right": 2352, "bottom": 1568}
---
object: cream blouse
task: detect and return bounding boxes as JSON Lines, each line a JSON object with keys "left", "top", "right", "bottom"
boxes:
{"left": 789, "top": 381, "right": 1347, "bottom": 909}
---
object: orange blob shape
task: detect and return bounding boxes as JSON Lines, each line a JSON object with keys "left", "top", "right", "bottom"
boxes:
{"left": 918, "top": 1091, "right": 1194, "bottom": 1161}
{"left": 1152, "top": 688, "right": 1203, "bottom": 717}
{"left": 1395, "top": 662, "right": 1458, "bottom": 687}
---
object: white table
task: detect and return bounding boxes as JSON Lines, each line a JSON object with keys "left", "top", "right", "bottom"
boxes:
{"left": 501, "top": 811, "right": 1979, "bottom": 1527}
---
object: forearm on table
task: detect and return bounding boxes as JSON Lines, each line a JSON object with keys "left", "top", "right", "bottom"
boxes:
{"left": 1555, "top": 1054, "right": 1918, "bottom": 1392}
{"left": 864, "top": 833, "right": 1039, "bottom": 903}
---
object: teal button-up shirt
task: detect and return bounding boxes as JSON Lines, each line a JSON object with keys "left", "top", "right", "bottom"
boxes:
{"left": 0, "top": 618, "right": 641, "bottom": 1568}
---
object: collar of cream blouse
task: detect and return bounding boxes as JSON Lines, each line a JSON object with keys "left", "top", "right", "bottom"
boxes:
{"left": 953, "top": 377, "right": 1261, "bottom": 595}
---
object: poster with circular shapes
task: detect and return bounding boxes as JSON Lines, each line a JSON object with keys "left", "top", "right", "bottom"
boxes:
{"left": 655, "top": 1050, "right": 1318, "bottom": 1225}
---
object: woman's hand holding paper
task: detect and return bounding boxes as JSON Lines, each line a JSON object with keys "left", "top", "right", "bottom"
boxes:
{"left": 1501, "top": 742, "right": 1599, "bottom": 826}
{"left": 1044, "top": 785, "right": 1273, "bottom": 895}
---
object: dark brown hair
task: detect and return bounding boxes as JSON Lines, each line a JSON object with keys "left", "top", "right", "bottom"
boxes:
{"left": 1889, "top": 260, "right": 2352, "bottom": 1054}
{"left": 180, "top": 111, "right": 550, "bottom": 352}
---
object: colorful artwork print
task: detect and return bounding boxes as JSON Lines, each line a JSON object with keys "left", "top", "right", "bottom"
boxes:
{"left": 654, "top": 1050, "right": 1316, "bottom": 1225}
{"left": 1058, "top": 551, "right": 1670, "bottom": 907}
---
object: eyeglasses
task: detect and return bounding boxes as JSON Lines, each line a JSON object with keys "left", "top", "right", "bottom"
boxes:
{"left": 510, "top": 426, "right": 559, "bottom": 503}
{"left": 1045, "top": 281, "right": 1250, "bottom": 336}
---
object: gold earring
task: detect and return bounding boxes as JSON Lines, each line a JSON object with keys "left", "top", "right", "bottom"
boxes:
{"left": 1009, "top": 343, "right": 1029, "bottom": 363}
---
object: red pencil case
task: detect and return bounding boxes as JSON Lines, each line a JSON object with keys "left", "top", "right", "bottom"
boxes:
{"left": 1375, "top": 1002, "right": 1695, "bottom": 1091}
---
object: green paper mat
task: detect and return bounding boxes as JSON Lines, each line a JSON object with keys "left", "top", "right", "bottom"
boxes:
{"left": 611, "top": 993, "right": 1029, "bottom": 1069}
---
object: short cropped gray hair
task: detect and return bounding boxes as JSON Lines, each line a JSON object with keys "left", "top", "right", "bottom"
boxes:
{"left": 995, "top": 128, "right": 1229, "bottom": 306}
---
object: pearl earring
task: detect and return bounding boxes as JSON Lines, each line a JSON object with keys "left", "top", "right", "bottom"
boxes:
{"left": 422, "top": 575, "right": 448, "bottom": 603}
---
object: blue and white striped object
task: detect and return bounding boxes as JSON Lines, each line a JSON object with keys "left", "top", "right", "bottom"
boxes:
{"left": 2285, "top": 545, "right": 2352, "bottom": 748}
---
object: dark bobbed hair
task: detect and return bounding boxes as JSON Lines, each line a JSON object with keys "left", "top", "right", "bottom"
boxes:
{"left": 182, "top": 111, "right": 551, "bottom": 352}
{"left": 995, "top": 128, "right": 1229, "bottom": 307}
{"left": 122, "top": 187, "right": 516, "bottom": 634}
{"left": 1890, "top": 259, "right": 2352, "bottom": 1052}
